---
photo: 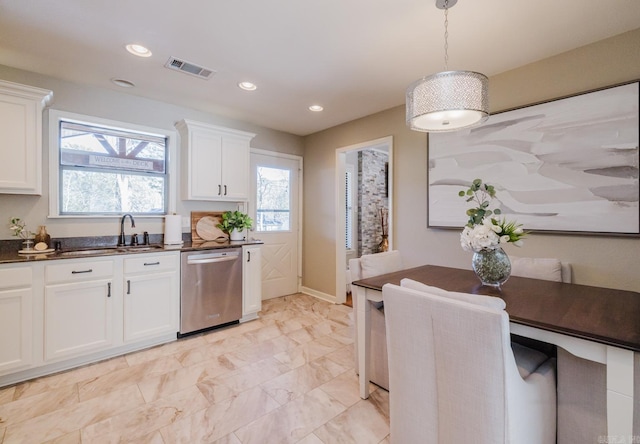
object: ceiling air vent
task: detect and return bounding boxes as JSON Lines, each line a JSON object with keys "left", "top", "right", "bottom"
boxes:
{"left": 164, "top": 57, "right": 215, "bottom": 80}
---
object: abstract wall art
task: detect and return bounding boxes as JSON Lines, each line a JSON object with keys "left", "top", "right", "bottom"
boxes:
{"left": 427, "top": 81, "right": 639, "bottom": 236}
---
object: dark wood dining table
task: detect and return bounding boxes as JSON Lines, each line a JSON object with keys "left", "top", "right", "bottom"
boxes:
{"left": 351, "top": 264, "right": 640, "bottom": 439}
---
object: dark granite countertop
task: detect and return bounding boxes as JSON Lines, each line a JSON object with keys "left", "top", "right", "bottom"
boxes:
{"left": 0, "top": 237, "right": 263, "bottom": 264}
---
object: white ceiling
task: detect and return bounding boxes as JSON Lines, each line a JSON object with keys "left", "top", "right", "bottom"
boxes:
{"left": 1, "top": 1, "right": 639, "bottom": 136}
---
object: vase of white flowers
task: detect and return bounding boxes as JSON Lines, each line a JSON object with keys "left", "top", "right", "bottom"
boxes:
{"left": 458, "top": 179, "right": 526, "bottom": 288}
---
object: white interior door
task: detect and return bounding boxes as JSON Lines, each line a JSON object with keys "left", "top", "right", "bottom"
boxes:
{"left": 249, "top": 151, "right": 301, "bottom": 300}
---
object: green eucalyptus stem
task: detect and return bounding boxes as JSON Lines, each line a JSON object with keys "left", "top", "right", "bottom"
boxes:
{"left": 458, "top": 178, "right": 502, "bottom": 227}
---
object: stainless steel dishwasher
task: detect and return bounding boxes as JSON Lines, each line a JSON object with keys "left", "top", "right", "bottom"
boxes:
{"left": 179, "top": 248, "right": 242, "bottom": 336}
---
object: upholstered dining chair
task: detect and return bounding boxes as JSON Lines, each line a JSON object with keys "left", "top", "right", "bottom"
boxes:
{"left": 349, "top": 250, "right": 404, "bottom": 390}
{"left": 509, "top": 256, "right": 570, "bottom": 357}
{"left": 384, "top": 280, "right": 557, "bottom": 444}
{"left": 509, "top": 256, "right": 612, "bottom": 443}
{"left": 510, "top": 256, "right": 572, "bottom": 283}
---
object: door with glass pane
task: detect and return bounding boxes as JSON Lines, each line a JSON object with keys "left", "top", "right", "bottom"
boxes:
{"left": 249, "top": 152, "right": 300, "bottom": 299}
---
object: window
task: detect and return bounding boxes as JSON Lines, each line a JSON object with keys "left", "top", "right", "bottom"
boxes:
{"left": 345, "top": 166, "right": 354, "bottom": 250}
{"left": 255, "top": 166, "right": 290, "bottom": 231}
{"left": 49, "top": 110, "right": 176, "bottom": 217}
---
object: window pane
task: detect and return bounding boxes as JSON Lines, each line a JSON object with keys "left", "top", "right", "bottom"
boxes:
{"left": 59, "top": 119, "right": 168, "bottom": 215}
{"left": 256, "top": 166, "right": 290, "bottom": 231}
{"left": 61, "top": 169, "right": 165, "bottom": 215}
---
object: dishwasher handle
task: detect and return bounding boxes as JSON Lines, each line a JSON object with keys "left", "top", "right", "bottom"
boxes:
{"left": 186, "top": 252, "right": 239, "bottom": 265}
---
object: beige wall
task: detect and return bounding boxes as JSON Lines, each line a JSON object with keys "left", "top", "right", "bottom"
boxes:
{"left": 302, "top": 29, "right": 640, "bottom": 296}
{"left": 0, "top": 64, "right": 304, "bottom": 240}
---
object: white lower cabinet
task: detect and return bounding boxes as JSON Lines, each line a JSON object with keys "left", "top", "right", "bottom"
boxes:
{"left": 43, "top": 258, "right": 115, "bottom": 361}
{"left": 0, "top": 265, "right": 33, "bottom": 373}
{"left": 123, "top": 253, "right": 179, "bottom": 342}
{"left": 241, "top": 245, "right": 262, "bottom": 322}
{"left": 44, "top": 279, "right": 114, "bottom": 361}
{"left": 0, "top": 251, "right": 180, "bottom": 385}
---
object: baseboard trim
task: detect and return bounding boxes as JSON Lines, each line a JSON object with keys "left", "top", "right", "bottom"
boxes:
{"left": 0, "top": 333, "right": 176, "bottom": 388}
{"left": 300, "top": 286, "right": 337, "bottom": 304}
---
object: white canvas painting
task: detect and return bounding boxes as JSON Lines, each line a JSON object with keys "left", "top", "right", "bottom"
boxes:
{"left": 428, "top": 82, "right": 639, "bottom": 235}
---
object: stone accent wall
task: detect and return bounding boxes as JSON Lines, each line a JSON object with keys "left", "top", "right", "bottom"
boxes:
{"left": 358, "top": 150, "right": 389, "bottom": 256}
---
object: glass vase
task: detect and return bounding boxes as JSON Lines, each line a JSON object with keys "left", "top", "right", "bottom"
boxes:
{"left": 472, "top": 247, "right": 511, "bottom": 288}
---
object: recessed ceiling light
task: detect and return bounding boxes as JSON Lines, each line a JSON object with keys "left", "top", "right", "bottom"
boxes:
{"left": 125, "top": 44, "right": 152, "bottom": 58}
{"left": 238, "top": 81, "right": 257, "bottom": 91}
{"left": 309, "top": 105, "right": 323, "bottom": 112}
{"left": 111, "top": 78, "right": 135, "bottom": 88}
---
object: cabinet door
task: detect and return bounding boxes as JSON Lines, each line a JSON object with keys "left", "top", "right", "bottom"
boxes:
{"left": 188, "top": 128, "right": 223, "bottom": 200}
{"left": 44, "top": 279, "right": 113, "bottom": 361}
{"left": 242, "top": 246, "right": 262, "bottom": 320}
{"left": 0, "top": 288, "right": 32, "bottom": 373}
{"left": 0, "top": 80, "right": 52, "bottom": 195}
{"left": 0, "top": 265, "right": 33, "bottom": 374}
{"left": 123, "top": 271, "right": 179, "bottom": 342}
{"left": 178, "top": 120, "right": 255, "bottom": 202}
{"left": 221, "top": 136, "right": 250, "bottom": 200}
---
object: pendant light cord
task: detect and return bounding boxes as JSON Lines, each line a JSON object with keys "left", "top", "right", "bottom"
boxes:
{"left": 443, "top": 0, "right": 449, "bottom": 70}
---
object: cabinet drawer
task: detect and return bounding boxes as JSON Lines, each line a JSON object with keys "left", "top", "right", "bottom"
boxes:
{"left": 124, "top": 253, "right": 178, "bottom": 274}
{"left": 0, "top": 266, "right": 32, "bottom": 289}
{"left": 45, "top": 259, "right": 114, "bottom": 284}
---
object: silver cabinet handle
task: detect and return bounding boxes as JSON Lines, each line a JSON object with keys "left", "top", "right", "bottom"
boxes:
{"left": 127, "top": 280, "right": 131, "bottom": 294}
{"left": 107, "top": 282, "right": 111, "bottom": 297}
{"left": 218, "top": 184, "right": 222, "bottom": 196}
{"left": 144, "top": 261, "right": 160, "bottom": 266}
{"left": 224, "top": 185, "right": 228, "bottom": 195}
{"left": 247, "top": 251, "right": 251, "bottom": 262}
{"left": 71, "top": 269, "right": 93, "bottom": 274}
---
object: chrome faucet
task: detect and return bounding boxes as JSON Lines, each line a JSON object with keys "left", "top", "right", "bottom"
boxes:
{"left": 117, "top": 214, "right": 136, "bottom": 246}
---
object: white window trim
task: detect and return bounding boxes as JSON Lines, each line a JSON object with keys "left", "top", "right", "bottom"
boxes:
{"left": 345, "top": 164, "right": 356, "bottom": 253}
{"left": 47, "top": 109, "right": 177, "bottom": 218}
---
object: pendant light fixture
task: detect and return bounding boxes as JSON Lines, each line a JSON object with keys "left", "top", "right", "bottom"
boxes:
{"left": 406, "top": 0, "right": 489, "bottom": 132}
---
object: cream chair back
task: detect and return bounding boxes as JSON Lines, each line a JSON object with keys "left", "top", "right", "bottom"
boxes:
{"left": 348, "top": 250, "right": 404, "bottom": 282}
{"left": 510, "top": 256, "right": 572, "bottom": 283}
{"left": 384, "top": 283, "right": 557, "bottom": 444}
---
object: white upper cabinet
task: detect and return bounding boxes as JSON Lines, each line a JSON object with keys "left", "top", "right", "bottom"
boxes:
{"left": 0, "top": 80, "right": 52, "bottom": 195}
{"left": 176, "top": 119, "right": 255, "bottom": 201}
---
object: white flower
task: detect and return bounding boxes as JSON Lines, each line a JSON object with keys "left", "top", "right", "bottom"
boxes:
{"left": 500, "top": 235, "right": 510, "bottom": 244}
{"left": 460, "top": 224, "right": 501, "bottom": 252}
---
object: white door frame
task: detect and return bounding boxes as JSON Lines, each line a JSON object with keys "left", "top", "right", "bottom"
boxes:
{"left": 335, "top": 136, "right": 393, "bottom": 304}
{"left": 250, "top": 148, "right": 303, "bottom": 293}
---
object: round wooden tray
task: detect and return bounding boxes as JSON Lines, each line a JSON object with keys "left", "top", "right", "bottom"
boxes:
{"left": 195, "top": 215, "right": 227, "bottom": 241}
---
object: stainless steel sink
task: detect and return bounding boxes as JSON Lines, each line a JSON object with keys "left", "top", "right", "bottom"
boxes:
{"left": 57, "top": 245, "right": 164, "bottom": 257}
{"left": 57, "top": 247, "right": 120, "bottom": 256}
{"left": 116, "top": 245, "right": 164, "bottom": 252}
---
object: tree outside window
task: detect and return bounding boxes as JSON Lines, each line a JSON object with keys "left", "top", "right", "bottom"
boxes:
{"left": 59, "top": 120, "right": 168, "bottom": 215}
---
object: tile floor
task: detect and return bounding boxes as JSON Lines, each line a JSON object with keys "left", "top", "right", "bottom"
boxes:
{"left": 0, "top": 294, "right": 390, "bottom": 443}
